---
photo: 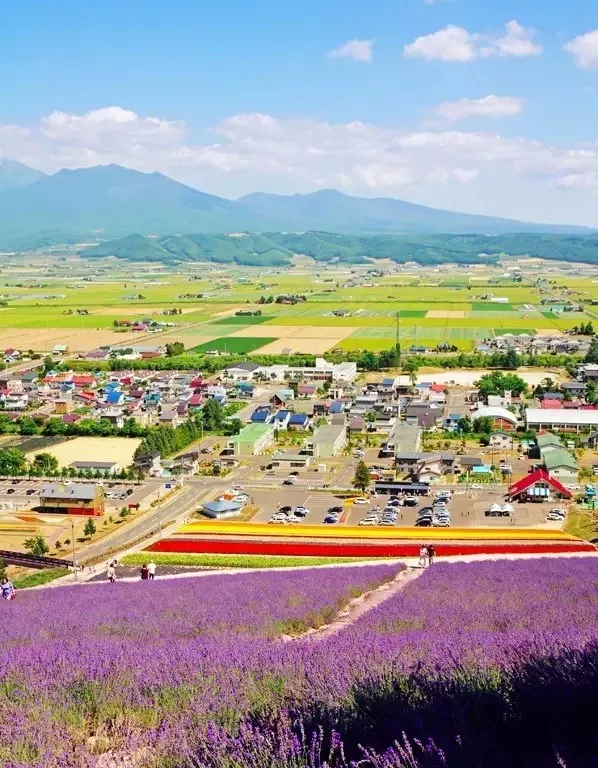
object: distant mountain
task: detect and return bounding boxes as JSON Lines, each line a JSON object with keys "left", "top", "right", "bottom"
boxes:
{"left": 0, "top": 163, "right": 593, "bottom": 241}
{"left": 0, "top": 159, "right": 45, "bottom": 192}
{"left": 238, "top": 189, "right": 592, "bottom": 236}
{"left": 0, "top": 164, "right": 269, "bottom": 239}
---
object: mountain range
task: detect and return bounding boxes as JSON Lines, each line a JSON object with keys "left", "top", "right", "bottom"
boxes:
{"left": 0, "top": 161, "right": 592, "bottom": 244}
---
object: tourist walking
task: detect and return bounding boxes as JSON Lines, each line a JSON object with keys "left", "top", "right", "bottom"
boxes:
{"left": 107, "top": 565, "right": 116, "bottom": 583}
{"left": 418, "top": 545, "right": 428, "bottom": 568}
{"left": 427, "top": 545, "right": 436, "bottom": 566}
{"left": 140, "top": 564, "right": 149, "bottom": 581}
{"left": 147, "top": 561, "right": 156, "bottom": 581}
{"left": 1, "top": 577, "right": 15, "bottom": 600}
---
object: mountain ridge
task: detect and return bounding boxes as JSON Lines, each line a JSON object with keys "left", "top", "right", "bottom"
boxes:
{"left": 0, "top": 162, "right": 593, "bottom": 239}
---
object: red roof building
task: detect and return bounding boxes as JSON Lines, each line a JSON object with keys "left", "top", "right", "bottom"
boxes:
{"left": 72, "top": 375, "right": 95, "bottom": 387}
{"left": 540, "top": 400, "right": 563, "bottom": 410}
{"left": 507, "top": 468, "right": 572, "bottom": 501}
{"left": 430, "top": 383, "right": 446, "bottom": 393}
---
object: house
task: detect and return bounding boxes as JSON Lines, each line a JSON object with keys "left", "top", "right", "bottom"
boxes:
{"left": 404, "top": 404, "right": 441, "bottom": 429}
{"left": 52, "top": 344, "right": 69, "bottom": 354}
{"left": 3, "top": 392, "right": 28, "bottom": 410}
{"left": 381, "top": 423, "right": 422, "bottom": 458}
{"left": 487, "top": 392, "right": 512, "bottom": 407}
{"left": 132, "top": 452, "right": 163, "bottom": 475}
{"left": 272, "top": 410, "right": 291, "bottom": 430}
{"left": 158, "top": 408, "right": 180, "bottom": 428}
{"left": 103, "top": 408, "right": 125, "bottom": 429}
{"left": 488, "top": 431, "right": 514, "bottom": 449}
{"left": 270, "top": 389, "right": 294, "bottom": 407}
{"left": 229, "top": 423, "right": 275, "bottom": 456}
{"left": 38, "top": 483, "right": 105, "bottom": 516}
{"left": 288, "top": 412, "right": 311, "bottom": 430}
{"left": 472, "top": 406, "right": 518, "bottom": 431}
{"left": 3, "top": 348, "right": 20, "bottom": 361}
{"left": 85, "top": 349, "right": 110, "bottom": 361}
{"left": 298, "top": 383, "right": 317, "bottom": 398}
{"left": 54, "top": 398, "right": 72, "bottom": 415}
{"left": 69, "top": 461, "right": 119, "bottom": 476}
{"left": 310, "top": 424, "right": 347, "bottom": 458}
{"left": 348, "top": 415, "right": 366, "bottom": 433}
{"left": 561, "top": 381, "right": 587, "bottom": 398}
{"left": 250, "top": 407, "right": 273, "bottom": 424}
{"left": 507, "top": 468, "right": 573, "bottom": 501}
{"left": 105, "top": 390, "right": 124, "bottom": 406}
{"left": 172, "top": 450, "right": 201, "bottom": 475}
{"left": 459, "top": 456, "right": 484, "bottom": 472}
{"left": 577, "top": 364, "right": 598, "bottom": 381}
{"left": 395, "top": 452, "right": 425, "bottom": 473}
{"left": 542, "top": 448, "right": 578, "bottom": 485}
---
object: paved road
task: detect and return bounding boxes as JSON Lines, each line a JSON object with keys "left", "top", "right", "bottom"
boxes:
{"left": 79, "top": 485, "right": 208, "bottom": 564}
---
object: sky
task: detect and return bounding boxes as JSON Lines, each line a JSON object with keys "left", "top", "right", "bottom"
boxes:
{"left": 2, "top": 0, "right": 598, "bottom": 225}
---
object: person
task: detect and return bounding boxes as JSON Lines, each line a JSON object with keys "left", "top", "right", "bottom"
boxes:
{"left": 107, "top": 565, "right": 116, "bottom": 583}
{"left": 1, "top": 577, "right": 15, "bottom": 600}
{"left": 418, "top": 545, "right": 428, "bottom": 569}
{"left": 427, "top": 544, "right": 436, "bottom": 566}
{"left": 147, "top": 561, "right": 156, "bottom": 581}
{"left": 140, "top": 564, "right": 149, "bottom": 581}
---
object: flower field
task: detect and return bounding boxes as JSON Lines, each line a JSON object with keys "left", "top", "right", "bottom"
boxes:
{"left": 1, "top": 558, "right": 597, "bottom": 767}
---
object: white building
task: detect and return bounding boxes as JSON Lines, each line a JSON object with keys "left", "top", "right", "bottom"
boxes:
{"left": 525, "top": 408, "right": 598, "bottom": 433}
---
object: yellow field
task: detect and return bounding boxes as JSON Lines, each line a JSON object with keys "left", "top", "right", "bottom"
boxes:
{"left": 0, "top": 328, "right": 153, "bottom": 352}
{"left": 176, "top": 521, "right": 579, "bottom": 541}
{"left": 426, "top": 310, "right": 466, "bottom": 319}
{"left": 229, "top": 325, "right": 359, "bottom": 339}
{"left": 26, "top": 437, "right": 141, "bottom": 468}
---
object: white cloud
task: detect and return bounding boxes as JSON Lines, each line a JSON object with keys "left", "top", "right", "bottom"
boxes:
{"left": 328, "top": 39, "right": 373, "bottom": 63}
{"left": 435, "top": 95, "right": 524, "bottom": 122}
{"left": 3, "top": 106, "right": 598, "bottom": 224}
{"left": 564, "top": 30, "right": 598, "bottom": 69}
{"left": 404, "top": 20, "right": 542, "bottom": 62}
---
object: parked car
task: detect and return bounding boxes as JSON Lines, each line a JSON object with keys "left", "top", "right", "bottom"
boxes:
{"left": 283, "top": 478, "right": 295, "bottom": 486}
{"left": 294, "top": 506, "right": 310, "bottom": 517}
{"left": 415, "top": 518, "right": 432, "bottom": 527}
{"left": 279, "top": 505, "right": 293, "bottom": 515}
{"left": 403, "top": 496, "right": 418, "bottom": 507}
{"left": 353, "top": 498, "right": 369, "bottom": 505}
{"left": 327, "top": 506, "right": 343, "bottom": 515}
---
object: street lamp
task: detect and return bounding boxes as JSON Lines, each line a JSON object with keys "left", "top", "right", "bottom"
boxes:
{"left": 71, "top": 518, "right": 77, "bottom": 581}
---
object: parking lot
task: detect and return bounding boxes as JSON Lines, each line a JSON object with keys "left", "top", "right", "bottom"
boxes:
{"left": 226, "top": 484, "right": 566, "bottom": 531}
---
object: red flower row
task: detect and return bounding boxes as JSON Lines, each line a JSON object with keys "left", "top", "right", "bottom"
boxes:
{"left": 148, "top": 538, "right": 596, "bottom": 558}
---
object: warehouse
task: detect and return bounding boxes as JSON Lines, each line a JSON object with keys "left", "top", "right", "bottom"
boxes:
{"left": 228, "top": 423, "right": 275, "bottom": 456}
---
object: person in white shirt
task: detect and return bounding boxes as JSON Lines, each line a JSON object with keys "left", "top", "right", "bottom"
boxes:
{"left": 147, "top": 561, "right": 156, "bottom": 580}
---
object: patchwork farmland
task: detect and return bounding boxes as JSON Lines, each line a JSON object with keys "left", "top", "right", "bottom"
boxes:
{"left": 0, "top": 256, "right": 594, "bottom": 355}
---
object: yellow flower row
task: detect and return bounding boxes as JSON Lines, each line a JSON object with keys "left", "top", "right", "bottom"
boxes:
{"left": 176, "top": 521, "right": 578, "bottom": 542}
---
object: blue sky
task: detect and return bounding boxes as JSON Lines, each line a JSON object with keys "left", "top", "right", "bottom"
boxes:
{"left": 2, "top": 0, "right": 598, "bottom": 224}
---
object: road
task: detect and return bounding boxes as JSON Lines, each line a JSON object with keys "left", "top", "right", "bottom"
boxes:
{"left": 79, "top": 485, "right": 209, "bottom": 564}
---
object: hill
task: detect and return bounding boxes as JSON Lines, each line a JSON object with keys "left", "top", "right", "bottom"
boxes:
{"left": 81, "top": 230, "right": 598, "bottom": 267}
{"left": 0, "top": 164, "right": 269, "bottom": 238}
{"left": 0, "top": 159, "right": 45, "bottom": 192}
{"left": 239, "top": 188, "right": 592, "bottom": 235}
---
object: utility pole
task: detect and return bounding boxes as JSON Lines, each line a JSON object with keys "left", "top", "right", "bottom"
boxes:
{"left": 71, "top": 518, "right": 77, "bottom": 581}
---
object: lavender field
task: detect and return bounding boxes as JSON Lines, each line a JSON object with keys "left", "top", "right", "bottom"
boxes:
{"left": 1, "top": 558, "right": 597, "bottom": 768}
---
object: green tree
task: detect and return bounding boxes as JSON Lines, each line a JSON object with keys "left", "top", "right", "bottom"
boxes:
{"left": 502, "top": 349, "right": 519, "bottom": 370}
{"left": 17, "top": 416, "right": 40, "bottom": 435}
{"left": 0, "top": 556, "right": 6, "bottom": 580}
{"left": 353, "top": 460, "right": 371, "bottom": 495}
{"left": 403, "top": 357, "right": 420, "bottom": 385}
{"left": 585, "top": 338, "right": 598, "bottom": 364}
{"left": 475, "top": 371, "right": 527, "bottom": 398}
{"left": 0, "top": 447, "right": 27, "bottom": 476}
{"left": 473, "top": 416, "right": 493, "bottom": 435}
{"left": 458, "top": 415, "right": 472, "bottom": 434}
{"left": 201, "top": 398, "right": 225, "bottom": 431}
{"left": 32, "top": 452, "right": 59, "bottom": 476}
{"left": 24, "top": 535, "right": 49, "bottom": 557}
{"left": 83, "top": 518, "right": 96, "bottom": 538}
{"left": 166, "top": 341, "right": 185, "bottom": 357}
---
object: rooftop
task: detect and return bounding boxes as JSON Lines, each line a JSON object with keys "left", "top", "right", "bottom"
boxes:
{"left": 40, "top": 483, "right": 99, "bottom": 501}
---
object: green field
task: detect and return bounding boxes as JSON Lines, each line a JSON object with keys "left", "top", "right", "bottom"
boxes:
{"left": 211, "top": 314, "right": 275, "bottom": 325}
{"left": 189, "top": 336, "right": 277, "bottom": 353}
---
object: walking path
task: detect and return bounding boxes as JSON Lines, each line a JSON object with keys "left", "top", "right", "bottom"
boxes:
{"left": 282, "top": 566, "right": 422, "bottom": 642}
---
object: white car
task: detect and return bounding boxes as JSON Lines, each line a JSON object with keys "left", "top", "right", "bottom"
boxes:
{"left": 433, "top": 517, "right": 451, "bottom": 527}
{"left": 353, "top": 498, "right": 370, "bottom": 505}
{"left": 286, "top": 516, "right": 301, "bottom": 524}
{"left": 358, "top": 518, "right": 379, "bottom": 526}
{"left": 232, "top": 495, "right": 248, "bottom": 504}
{"left": 294, "top": 506, "right": 310, "bottom": 517}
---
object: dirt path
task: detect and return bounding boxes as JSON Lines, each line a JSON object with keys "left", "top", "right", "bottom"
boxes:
{"left": 282, "top": 567, "right": 422, "bottom": 642}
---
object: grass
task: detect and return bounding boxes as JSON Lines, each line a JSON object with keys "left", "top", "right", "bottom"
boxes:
{"left": 188, "top": 336, "right": 277, "bottom": 354}
{"left": 542, "top": 311, "right": 559, "bottom": 319}
{"left": 564, "top": 508, "right": 597, "bottom": 542}
{"left": 210, "top": 315, "right": 275, "bottom": 325}
{"left": 13, "top": 568, "right": 70, "bottom": 589}
{"left": 472, "top": 303, "right": 514, "bottom": 312}
{"left": 121, "top": 553, "right": 389, "bottom": 568}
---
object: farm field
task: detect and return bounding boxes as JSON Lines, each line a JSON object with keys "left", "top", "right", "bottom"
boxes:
{"left": 0, "top": 257, "right": 596, "bottom": 353}
{"left": 2, "top": 558, "right": 597, "bottom": 767}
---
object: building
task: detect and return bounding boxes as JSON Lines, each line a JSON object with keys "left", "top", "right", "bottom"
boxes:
{"left": 542, "top": 449, "right": 578, "bottom": 485}
{"left": 229, "top": 423, "right": 275, "bottom": 456}
{"left": 525, "top": 408, "right": 598, "bottom": 433}
{"left": 473, "top": 406, "right": 518, "bottom": 431}
{"left": 38, "top": 483, "right": 105, "bottom": 516}
{"left": 200, "top": 500, "right": 243, "bottom": 519}
{"left": 507, "top": 468, "right": 573, "bottom": 501}
{"left": 69, "top": 461, "right": 120, "bottom": 475}
{"left": 488, "top": 431, "right": 514, "bottom": 449}
{"left": 288, "top": 412, "right": 311, "bottom": 430}
{"left": 380, "top": 423, "right": 422, "bottom": 458}
{"left": 270, "top": 453, "right": 311, "bottom": 469}
{"left": 310, "top": 424, "right": 347, "bottom": 458}
{"left": 223, "top": 362, "right": 262, "bottom": 382}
